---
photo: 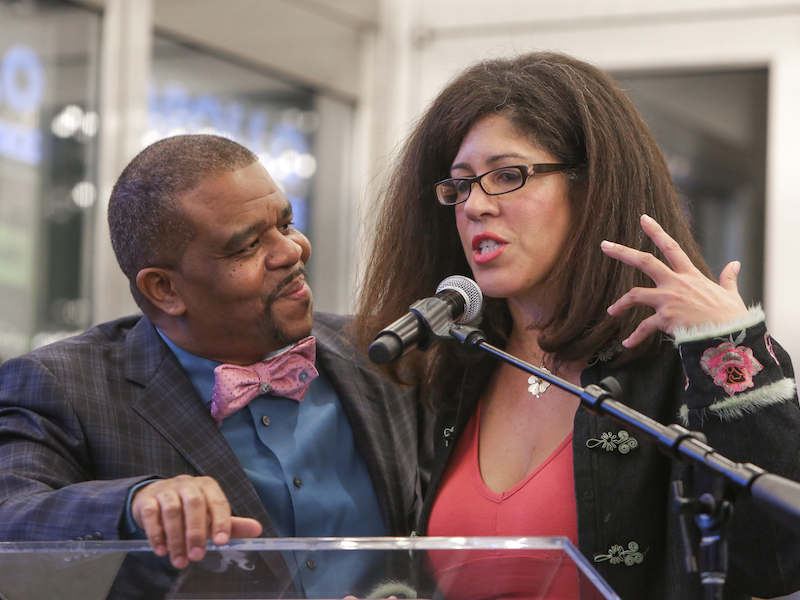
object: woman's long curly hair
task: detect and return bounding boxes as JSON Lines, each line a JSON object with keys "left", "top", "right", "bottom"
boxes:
{"left": 354, "top": 51, "right": 711, "bottom": 412}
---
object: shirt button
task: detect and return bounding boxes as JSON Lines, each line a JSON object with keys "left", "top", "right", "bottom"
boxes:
{"left": 293, "top": 477, "right": 303, "bottom": 488}
{"left": 583, "top": 491, "right": 595, "bottom": 501}
{"left": 261, "top": 416, "right": 271, "bottom": 426}
{"left": 306, "top": 558, "right": 316, "bottom": 570}
{"left": 298, "top": 371, "right": 309, "bottom": 382}
{"left": 259, "top": 382, "right": 271, "bottom": 394}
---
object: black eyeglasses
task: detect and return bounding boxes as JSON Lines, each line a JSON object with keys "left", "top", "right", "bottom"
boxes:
{"left": 434, "top": 163, "right": 572, "bottom": 206}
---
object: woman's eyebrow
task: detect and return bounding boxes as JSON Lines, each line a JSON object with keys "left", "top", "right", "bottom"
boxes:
{"left": 450, "top": 153, "right": 529, "bottom": 172}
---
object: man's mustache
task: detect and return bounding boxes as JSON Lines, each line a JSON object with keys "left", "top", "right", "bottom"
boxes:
{"left": 265, "top": 267, "right": 308, "bottom": 305}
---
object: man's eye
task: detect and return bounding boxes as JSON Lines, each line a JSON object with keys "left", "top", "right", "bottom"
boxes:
{"left": 234, "top": 239, "right": 259, "bottom": 255}
{"left": 280, "top": 221, "right": 295, "bottom": 232}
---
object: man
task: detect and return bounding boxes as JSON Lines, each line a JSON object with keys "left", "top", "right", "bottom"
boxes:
{"left": 0, "top": 135, "right": 430, "bottom": 596}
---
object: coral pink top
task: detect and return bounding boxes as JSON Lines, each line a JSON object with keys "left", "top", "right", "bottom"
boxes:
{"left": 427, "top": 402, "right": 580, "bottom": 599}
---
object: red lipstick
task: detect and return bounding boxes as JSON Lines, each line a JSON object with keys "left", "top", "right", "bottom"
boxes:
{"left": 471, "top": 232, "right": 507, "bottom": 265}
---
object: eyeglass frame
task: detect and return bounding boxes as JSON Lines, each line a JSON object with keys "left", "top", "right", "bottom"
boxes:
{"left": 434, "top": 163, "right": 574, "bottom": 206}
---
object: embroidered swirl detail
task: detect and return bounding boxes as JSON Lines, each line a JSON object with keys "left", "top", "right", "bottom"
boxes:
{"left": 588, "top": 342, "right": 625, "bottom": 366}
{"left": 594, "top": 542, "right": 644, "bottom": 566}
{"left": 443, "top": 426, "right": 454, "bottom": 447}
{"left": 586, "top": 430, "right": 638, "bottom": 454}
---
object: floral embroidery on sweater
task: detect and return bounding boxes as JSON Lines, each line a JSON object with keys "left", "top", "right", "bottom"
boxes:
{"left": 700, "top": 329, "right": 763, "bottom": 395}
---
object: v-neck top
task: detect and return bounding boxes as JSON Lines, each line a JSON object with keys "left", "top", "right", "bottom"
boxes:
{"left": 427, "top": 399, "right": 579, "bottom": 599}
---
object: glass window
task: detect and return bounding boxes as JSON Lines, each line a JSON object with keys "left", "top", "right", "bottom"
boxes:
{"left": 0, "top": 0, "right": 101, "bottom": 362}
{"left": 615, "top": 69, "right": 768, "bottom": 307}
{"left": 148, "top": 35, "right": 319, "bottom": 234}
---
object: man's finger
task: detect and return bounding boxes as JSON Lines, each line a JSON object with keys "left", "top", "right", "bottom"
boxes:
{"left": 135, "top": 493, "right": 167, "bottom": 556}
{"left": 156, "top": 487, "right": 190, "bottom": 569}
{"left": 179, "top": 482, "right": 212, "bottom": 562}
{"left": 195, "top": 476, "right": 235, "bottom": 546}
{"left": 229, "top": 516, "right": 264, "bottom": 540}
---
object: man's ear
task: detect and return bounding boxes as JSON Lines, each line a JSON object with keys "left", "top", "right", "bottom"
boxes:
{"left": 136, "top": 268, "right": 186, "bottom": 316}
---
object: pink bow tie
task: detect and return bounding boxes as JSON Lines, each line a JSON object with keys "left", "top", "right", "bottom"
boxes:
{"left": 210, "top": 336, "right": 319, "bottom": 425}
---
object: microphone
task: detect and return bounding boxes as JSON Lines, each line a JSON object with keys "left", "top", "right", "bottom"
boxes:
{"left": 368, "top": 275, "right": 483, "bottom": 365}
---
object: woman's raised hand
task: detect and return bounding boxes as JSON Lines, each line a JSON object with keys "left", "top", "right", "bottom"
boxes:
{"left": 602, "top": 214, "right": 748, "bottom": 349}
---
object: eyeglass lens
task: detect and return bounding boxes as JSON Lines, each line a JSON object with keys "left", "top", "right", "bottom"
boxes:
{"left": 436, "top": 166, "right": 526, "bottom": 205}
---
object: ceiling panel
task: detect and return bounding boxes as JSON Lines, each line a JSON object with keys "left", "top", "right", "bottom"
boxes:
{"left": 74, "top": 0, "right": 379, "bottom": 101}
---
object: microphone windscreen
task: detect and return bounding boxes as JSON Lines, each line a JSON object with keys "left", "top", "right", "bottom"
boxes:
{"left": 435, "top": 275, "right": 483, "bottom": 323}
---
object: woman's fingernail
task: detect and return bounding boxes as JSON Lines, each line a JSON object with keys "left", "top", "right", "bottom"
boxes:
{"left": 641, "top": 213, "right": 653, "bottom": 223}
{"left": 601, "top": 240, "right": 613, "bottom": 250}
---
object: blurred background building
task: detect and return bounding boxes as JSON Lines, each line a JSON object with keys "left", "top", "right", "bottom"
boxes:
{"left": 1, "top": 0, "right": 800, "bottom": 364}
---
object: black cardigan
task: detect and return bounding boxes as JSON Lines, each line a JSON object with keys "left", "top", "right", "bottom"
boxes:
{"left": 417, "top": 318, "right": 800, "bottom": 600}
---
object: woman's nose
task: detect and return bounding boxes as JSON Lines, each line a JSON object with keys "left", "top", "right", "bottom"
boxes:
{"left": 461, "top": 183, "right": 500, "bottom": 219}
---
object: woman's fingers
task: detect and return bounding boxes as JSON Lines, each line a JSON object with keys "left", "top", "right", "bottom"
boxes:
{"left": 602, "top": 215, "right": 748, "bottom": 346}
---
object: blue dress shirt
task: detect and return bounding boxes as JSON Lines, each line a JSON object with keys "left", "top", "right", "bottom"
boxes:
{"left": 142, "top": 332, "right": 387, "bottom": 597}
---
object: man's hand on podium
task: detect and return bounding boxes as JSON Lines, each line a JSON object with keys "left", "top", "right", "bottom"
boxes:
{"left": 131, "top": 474, "right": 263, "bottom": 569}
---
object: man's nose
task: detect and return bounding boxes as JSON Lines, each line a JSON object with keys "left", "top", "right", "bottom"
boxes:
{"left": 265, "top": 234, "right": 304, "bottom": 269}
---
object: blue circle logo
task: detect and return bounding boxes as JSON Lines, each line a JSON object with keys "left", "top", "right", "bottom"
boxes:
{"left": 1, "top": 44, "right": 45, "bottom": 112}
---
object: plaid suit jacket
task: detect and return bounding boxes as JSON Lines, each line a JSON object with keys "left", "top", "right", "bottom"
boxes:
{"left": 0, "top": 312, "right": 430, "bottom": 542}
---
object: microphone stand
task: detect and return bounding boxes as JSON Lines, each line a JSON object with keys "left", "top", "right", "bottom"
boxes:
{"left": 432, "top": 321, "right": 800, "bottom": 600}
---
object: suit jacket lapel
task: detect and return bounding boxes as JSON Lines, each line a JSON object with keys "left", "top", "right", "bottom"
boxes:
{"left": 312, "top": 318, "right": 405, "bottom": 535}
{"left": 122, "top": 316, "right": 275, "bottom": 534}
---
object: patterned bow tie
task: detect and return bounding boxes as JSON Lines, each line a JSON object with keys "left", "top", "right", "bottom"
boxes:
{"left": 210, "top": 336, "right": 319, "bottom": 425}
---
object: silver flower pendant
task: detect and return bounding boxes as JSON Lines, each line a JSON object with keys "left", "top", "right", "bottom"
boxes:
{"left": 527, "top": 366, "right": 552, "bottom": 398}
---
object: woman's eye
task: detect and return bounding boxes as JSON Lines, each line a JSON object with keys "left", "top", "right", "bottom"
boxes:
{"left": 495, "top": 169, "right": 522, "bottom": 183}
{"left": 454, "top": 180, "right": 472, "bottom": 194}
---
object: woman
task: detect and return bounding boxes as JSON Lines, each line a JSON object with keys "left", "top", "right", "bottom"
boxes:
{"left": 355, "top": 52, "right": 800, "bottom": 599}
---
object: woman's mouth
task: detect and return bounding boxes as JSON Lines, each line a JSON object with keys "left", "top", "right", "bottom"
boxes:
{"left": 472, "top": 234, "right": 507, "bottom": 264}
{"left": 478, "top": 239, "right": 502, "bottom": 255}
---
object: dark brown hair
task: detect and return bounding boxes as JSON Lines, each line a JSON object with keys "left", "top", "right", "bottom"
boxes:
{"left": 108, "top": 134, "right": 257, "bottom": 306}
{"left": 354, "top": 51, "right": 711, "bottom": 411}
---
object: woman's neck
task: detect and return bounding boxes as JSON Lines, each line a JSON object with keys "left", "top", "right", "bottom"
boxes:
{"left": 503, "top": 300, "right": 587, "bottom": 377}
{"left": 505, "top": 297, "right": 550, "bottom": 360}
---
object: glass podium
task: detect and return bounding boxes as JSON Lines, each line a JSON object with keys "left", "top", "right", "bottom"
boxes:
{"left": 0, "top": 536, "right": 619, "bottom": 600}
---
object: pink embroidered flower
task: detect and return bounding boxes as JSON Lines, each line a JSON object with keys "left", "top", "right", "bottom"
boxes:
{"left": 700, "top": 342, "right": 763, "bottom": 395}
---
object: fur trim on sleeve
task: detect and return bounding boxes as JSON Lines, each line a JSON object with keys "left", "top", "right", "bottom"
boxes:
{"left": 671, "top": 305, "right": 765, "bottom": 347}
{"left": 679, "top": 377, "right": 797, "bottom": 425}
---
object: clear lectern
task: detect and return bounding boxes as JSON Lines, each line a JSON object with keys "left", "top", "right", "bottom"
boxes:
{"left": 0, "top": 536, "right": 618, "bottom": 599}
